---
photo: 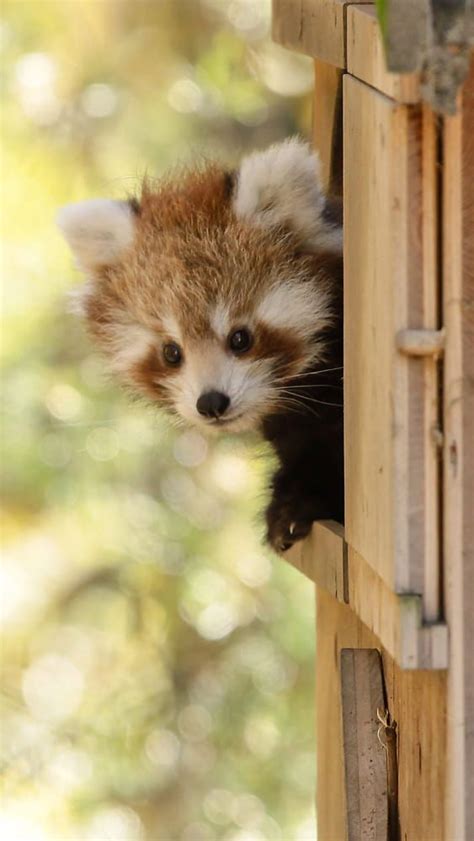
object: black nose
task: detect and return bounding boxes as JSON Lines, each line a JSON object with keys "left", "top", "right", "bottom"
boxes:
{"left": 196, "top": 391, "right": 230, "bottom": 419}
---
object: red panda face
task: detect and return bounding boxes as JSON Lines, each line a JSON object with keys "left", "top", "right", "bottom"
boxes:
{"left": 58, "top": 140, "right": 342, "bottom": 433}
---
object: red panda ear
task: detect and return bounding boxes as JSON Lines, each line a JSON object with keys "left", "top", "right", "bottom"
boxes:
{"left": 56, "top": 199, "right": 137, "bottom": 272}
{"left": 232, "top": 138, "right": 342, "bottom": 253}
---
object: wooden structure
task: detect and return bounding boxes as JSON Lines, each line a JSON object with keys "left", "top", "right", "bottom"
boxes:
{"left": 272, "top": 3, "right": 474, "bottom": 839}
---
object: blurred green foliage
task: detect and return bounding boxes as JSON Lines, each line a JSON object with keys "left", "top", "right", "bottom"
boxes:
{"left": 375, "top": 0, "right": 387, "bottom": 39}
{"left": 1, "top": 2, "right": 317, "bottom": 839}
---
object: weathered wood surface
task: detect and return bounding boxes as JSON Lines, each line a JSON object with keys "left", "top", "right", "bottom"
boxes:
{"left": 316, "top": 588, "right": 447, "bottom": 841}
{"left": 269, "top": 7, "right": 469, "bottom": 838}
{"left": 348, "top": 544, "right": 447, "bottom": 669}
{"left": 286, "top": 522, "right": 448, "bottom": 668}
{"left": 442, "top": 58, "right": 474, "bottom": 841}
{"left": 347, "top": 5, "right": 420, "bottom": 103}
{"left": 285, "top": 520, "right": 346, "bottom": 598}
{"left": 272, "top": 0, "right": 371, "bottom": 67}
{"left": 344, "top": 75, "right": 441, "bottom": 604}
{"left": 395, "top": 328, "right": 445, "bottom": 357}
{"left": 340, "top": 649, "right": 388, "bottom": 841}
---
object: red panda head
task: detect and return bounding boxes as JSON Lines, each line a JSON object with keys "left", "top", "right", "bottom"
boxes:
{"left": 57, "top": 139, "right": 342, "bottom": 433}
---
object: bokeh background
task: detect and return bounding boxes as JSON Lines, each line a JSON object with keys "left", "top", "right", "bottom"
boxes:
{"left": 1, "top": 2, "right": 317, "bottom": 839}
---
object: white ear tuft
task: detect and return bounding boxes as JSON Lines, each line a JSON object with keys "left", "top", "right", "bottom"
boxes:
{"left": 56, "top": 199, "right": 136, "bottom": 271}
{"left": 233, "top": 138, "right": 342, "bottom": 252}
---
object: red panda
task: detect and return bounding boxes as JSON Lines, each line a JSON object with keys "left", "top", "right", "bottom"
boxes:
{"left": 57, "top": 139, "right": 344, "bottom": 551}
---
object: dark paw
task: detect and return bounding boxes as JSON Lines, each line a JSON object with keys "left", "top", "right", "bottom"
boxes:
{"left": 265, "top": 499, "right": 313, "bottom": 553}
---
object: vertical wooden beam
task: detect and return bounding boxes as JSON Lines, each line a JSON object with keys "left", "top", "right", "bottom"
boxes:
{"left": 344, "top": 76, "right": 426, "bottom": 594}
{"left": 340, "top": 649, "right": 388, "bottom": 841}
{"left": 420, "top": 103, "right": 442, "bottom": 622}
{"left": 316, "top": 590, "right": 381, "bottom": 840}
{"left": 443, "top": 58, "right": 474, "bottom": 841}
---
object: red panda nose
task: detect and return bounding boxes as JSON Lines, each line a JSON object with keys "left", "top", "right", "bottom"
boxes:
{"left": 196, "top": 391, "right": 230, "bottom": 419}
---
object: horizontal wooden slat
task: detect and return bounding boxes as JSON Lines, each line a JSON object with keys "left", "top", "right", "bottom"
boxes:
{"left": 285, "top": 522, "right": 448, "bottom": 668}
{"left": 347, "top": 5, "right": 420, "bottom": 102}
{"left": 272, "top": 0, "right": 371, "bottom": 68}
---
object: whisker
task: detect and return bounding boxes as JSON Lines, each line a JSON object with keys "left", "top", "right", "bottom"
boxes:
{"left": 284, "top": 403, "right": 322, "bottom": 420}
{"left": 272, "top": 394, "right": 323, "bottom": 420}
{"left": 279, "top": 365, "right": 343, "bottom": 380}
{"left": 275, "top": 388, "right": 343, "bottom": 408}
{"left": 273, "top": 383, "right": 343, "bottom": 391}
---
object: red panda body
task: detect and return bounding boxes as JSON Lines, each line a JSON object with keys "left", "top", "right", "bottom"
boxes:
{"left": 58, "top": 140, "right": 344, "bottom": 550}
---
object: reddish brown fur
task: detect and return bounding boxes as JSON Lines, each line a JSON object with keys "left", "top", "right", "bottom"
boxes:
{"left": 64, "top": 149, "right": 345, "bottom": 551}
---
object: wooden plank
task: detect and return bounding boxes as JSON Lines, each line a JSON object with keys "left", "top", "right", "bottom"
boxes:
{"left": 315, "top": 589, "right": 379, "bottom": 841}
{"left": 347, "top": 5, "right": 420, "bottom": 103}
{"left": 272, "top": 0, "right": 371, "bottom": 68}
{"left": 315, "top": 588, "right": 447, "bottom": 841}
{"left": 285, "top": 523, "right": 448, "bottom": 667}
{"left": 348, "top": 545, "right": 448, "bottom": 669}
{"left": 419, "top": 104, "right": 442, "bottom": 622}
{"left": 442, "top": 57, "right": 474, "bottom": 841}
{"left": 340, "top": 649, "right": 388, "bottom": 841}
{"left": 344, "top": 75, "right": 440, "bottom": 597}
{"left": 381, "top": 643, "right": 447, "bottom": 841}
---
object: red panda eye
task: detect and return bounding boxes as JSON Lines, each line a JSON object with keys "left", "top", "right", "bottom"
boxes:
{"left": 229, "top": 328, "right": 253, "bottom": 355}
{"left": 163, "top": 342, "right": 183, "bottom": 366}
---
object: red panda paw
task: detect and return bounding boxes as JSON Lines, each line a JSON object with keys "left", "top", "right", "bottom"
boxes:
{"left": 265, "top": 497, "right": 313, "bottom": 553}
{"left": 265, "top": 476, "right": 339, "bottom": 553}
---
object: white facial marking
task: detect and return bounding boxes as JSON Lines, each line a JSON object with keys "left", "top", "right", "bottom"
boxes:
{"left": 257, "top": 279, "right": 333, "bottom": 339}
{"left": 210, "top": 302, "right": 231, "bottom": 338}
{"left": 56, "top": 199, "right": 136, "bottom": 271}
{"left": 170, "top": 341, "right": 274, "bottom": 433}
{"left": 108, "top": 322, "right": 156, "bottom": 374}
{"left": 161, "top": 314, "right": 183, "bottom": 343}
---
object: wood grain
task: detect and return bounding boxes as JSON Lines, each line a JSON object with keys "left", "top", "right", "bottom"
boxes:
{"left": 442, "top": 57, "right": 474, "bottom": 841}
{"left": 343, "top": 75, "right": 441, "bottom": 600}
{"left": 340, "top": 649, "right": 388, "bottom": 841}
{"left": 347, "top": 5, "right": 420, "bottom": 103}
{"left": 348, "top": 545, "right": 448, "bottom": 669}
{"left": 272, "top": 0, "right": 371, "bottom": 67}
{"left": 287, "top": 522, "right": 448, "bottom": 668}
{"left": 316, "top": 588, "right": 447, "bottom": 841}
{"left": 285, "top": 520, "right": 346, "bottom": 599}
